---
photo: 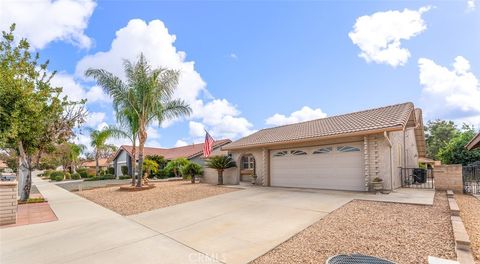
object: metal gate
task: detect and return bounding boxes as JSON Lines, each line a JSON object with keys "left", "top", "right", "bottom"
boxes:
{"left": 401, "top": 168, "right": 434, "bottom": 189}
{"left": 463, "top": 162, "right": 480, "bottom": 195}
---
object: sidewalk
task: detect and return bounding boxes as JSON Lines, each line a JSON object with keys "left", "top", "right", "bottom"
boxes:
{"left": 0, "top": 173, "right": 219, "bottom": 264}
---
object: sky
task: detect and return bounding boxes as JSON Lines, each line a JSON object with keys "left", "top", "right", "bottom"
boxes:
{"left": 1, "top": 0, "right": 479, "bottom": 152}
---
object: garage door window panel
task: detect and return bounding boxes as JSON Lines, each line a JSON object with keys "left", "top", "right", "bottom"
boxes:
{"left": 313, "top": 147, "right": 332, "bottom": 154}
{"left": 337, "top": 146, "right": 361, "bottom": 152}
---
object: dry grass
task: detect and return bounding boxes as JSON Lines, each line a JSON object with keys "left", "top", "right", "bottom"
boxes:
{"left": 77, "top": 181, "right": 238, "bottom": 216}
{"left": 456, "top": 194, "right": 480, "bottom": 264}
{"left": 253, "top": 192, "right": 456, "bottom": 264}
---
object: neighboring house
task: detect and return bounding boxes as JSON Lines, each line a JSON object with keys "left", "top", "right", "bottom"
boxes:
{"left": 112, "top": 139, "right": 232, "bottom": 177}
{"left": 216, "top": 102, "right": 426, "bottom": 191}
{"left": 466, "top": 132, "right": 480, "bottom": 150}
{"left": 81, "top": 158, "right": 112, "bottom": 171}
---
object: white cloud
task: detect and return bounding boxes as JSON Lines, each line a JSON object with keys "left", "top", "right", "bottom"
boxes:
{"left": 189, "top": 121, "right": 205, "bottom": 138}
{"left": 85, "top": 112, "right": 106, "bottom": 127}
{"left": 76, "top": 19, "right": 254, "bottom": 141}
{"left": 174, "top": 140, "right": 188, "bottom": 147}
{"left": 265, "top": 106, "right": 327, "bottom": 126}
{"left": 467, "top": 0, "right": 476, "bottom": 10}
{"left": 419, "top": 56, "right": 480, "bottom": 126}
{"left": 50, "top": 72, "right": 111, "bottom": 104}
{"left": 229, "top": 53, "right": 238, "bottom": 60}
{"left": 0, "top": 0, "right": 96, "bottom": 49}
{"left": 349, "top": 6, "right": 430, "bottom": 67}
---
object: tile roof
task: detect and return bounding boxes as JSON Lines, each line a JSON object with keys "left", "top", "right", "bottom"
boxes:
{"left": 119, "top": 139, "right": 231, "bottom": 160}
{"left": 224, "top": 102, "right": 415, "bottom": 150}
{"left": 82, "top": 158, "right": 110, "bottom": 167}
{"left": 466, "top": 132, "right": 480, "bottom": 150}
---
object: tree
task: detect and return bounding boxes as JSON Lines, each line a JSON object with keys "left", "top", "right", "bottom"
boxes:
{"left": 438, "top": 125, "right": 480, "bottom": 165}
{"left": 205, "top": 155, "right": 236, "bottom": 185}
{"left": 425, "top": 120, "right": 458, "bottom": 160}
{"left": 0, "top": 24, "right": 85, "bottom": 200}
{"left": 164, "top": 157, "right": 190, "bottom": 178}
{"left": 142, "top": 158, "right": 159, "bottom": 178}
{"left": 85, "top": 53, "right": 191, "bottom": 187}
{"left": 146, "top": 155, "right": 167, "bottom": 169}
{"left": 181, "top": 162, "right": 203, "bottom": 184}
{"left": 68, "top": 143, "right": 85, "bottom": 174}
{"left": 108, "top": 111, "right": 139, "bottom": 184}
{"left": 89, "top": 127, "right": 117, "bottom": 176}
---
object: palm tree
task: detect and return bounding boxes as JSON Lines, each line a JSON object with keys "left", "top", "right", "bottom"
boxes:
{"left": 205, "top": 155, "right": 237, "bottom": 185}
{"left": 108, "top": 109, "right": 139, "bottom": 184}
{"left": 85, "top": 53, "right": 191, "bottom": 187}
{"left": 69, "top": 143, "right": 85, "bottom": 174}
{"left": 181, "top": 162, "right": 203, "bottom": 184}
{"left": 89, "top": 127, "right": 117, "bottom": 176}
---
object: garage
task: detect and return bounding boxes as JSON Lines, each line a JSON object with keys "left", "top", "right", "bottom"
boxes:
{"left": 270, "top": 142, "right": 365, "bottom": 191}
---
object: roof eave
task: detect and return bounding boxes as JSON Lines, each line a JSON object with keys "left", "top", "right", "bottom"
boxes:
{"left": 222, "top": 126, "right": 404, "bottom": 151}
{"left": 466, "top": 133, "right": 480, "bottom": 150}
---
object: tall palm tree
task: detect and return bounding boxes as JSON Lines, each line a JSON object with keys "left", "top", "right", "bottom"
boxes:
{"left": 108, "top": 109, "right": 139, "bottom": 184}
{"left": 205, "top": 155, "right": 237, "bottom": 185}
{"left": 89, "top": 127, "right": 117, "bottom": 176}
{"left": 85, "top": 53, "right": 192, "bottom": 187}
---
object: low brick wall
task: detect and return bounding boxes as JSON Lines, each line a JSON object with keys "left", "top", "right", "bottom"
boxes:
{"left": 434, "top": 165, "right": 463, "bottom": 193}
{"left": 0, "top": 181, "right": 18, "bottom": 225}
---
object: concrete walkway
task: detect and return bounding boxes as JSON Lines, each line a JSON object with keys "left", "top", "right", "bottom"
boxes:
{"left": 1, "top": 174, "right": 434, "bottom": 264}
{"left": 130, "top": 186, "right": 435, "bottom": 264}
{"left": 0, "top": 174, "right": 220, "bottom": 264}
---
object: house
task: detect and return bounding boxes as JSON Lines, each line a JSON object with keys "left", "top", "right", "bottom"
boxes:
{"left": 466, "top": 132, "right": 480, "bottom": 150}
{"left": 112, "top": 139, "right": 232, "bottom": 177}
{"left": 212, "top": 102, "right": 426, "bottom": 191}
{"left": 81, "top": 158, "right": 113, "bottom": 173}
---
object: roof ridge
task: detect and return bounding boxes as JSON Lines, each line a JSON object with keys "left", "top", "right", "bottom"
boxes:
{"left": 258, "top": 102, "right": 413, "bottom": 132}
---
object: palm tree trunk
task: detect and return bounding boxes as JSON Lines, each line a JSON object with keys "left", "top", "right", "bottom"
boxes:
{"left": 191, "top": 175, "right": 195, "bottom": 184}
{"left": 131, "top": 143, "right": 136, "bottom": 186}
{"left": 217, "top": 169, "right": 224, "bottom": 185}
{"left": 95, "top": 151, "right": 99, "bottom": 176}
{"left": 136, "top": 132, "right": 146, "bottom": 188}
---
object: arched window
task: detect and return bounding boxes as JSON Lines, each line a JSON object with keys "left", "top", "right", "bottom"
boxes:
{"left": 337, "top": 146, "right": 361, "bottom": 152}
{"left": 241, "top": 155, "right": 255, "bottom": 169}
{"left": 313, "top": 147, "right": 332, "bottom": 154}
{"left": 273, "top": 150, "right": 288, "bottom": 157}
{"left": 290, "top": 150, "right": 307, "bottom": 156}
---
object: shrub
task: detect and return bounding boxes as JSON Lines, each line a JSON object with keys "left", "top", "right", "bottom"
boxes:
{"left": 99, "top": 169, "right": 106, "bottom": 176}
{"left": 107, "top": 167, "right": 114, "bottom": 175}
{"left": 101, "top": 174, "right": 115, "bottom": 180}
{"left": 87, "top": 173, "right": 96, "bottom": 178}
{"left": 83, "top": 177, "right": 98, "bottom": 181}
{"left": 72, "top": 173, "right": 81, "bottom": 180}
{"left": 50, "top": 171, "right": 64, "bottom": 181}
{"left": 55, "top": 175, "right": 63, "bottom": 181}
{"left": 180, "top": 162, "right": 203, "bottom": 183}
{"left": 65, "top": 172, "right": 71, "bottom": 180}
{"left": 84, "top": 174, "right": 116, "bottom": 181}
{"left": 155, "top": 169, "right": 168, "bottom": 179}
{"left": 119, "top": 175, "right": 131, "bottom": 180}
{"left": 121, "top": 165, "right": 129, "bottom": 176}
{"left": 44, "top": 170, "right": 53, "bottom": 178}
{"left": 77, "top": 168, "right": 88, "bottom": 178}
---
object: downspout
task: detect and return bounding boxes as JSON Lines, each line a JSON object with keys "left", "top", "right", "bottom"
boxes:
{"left": 384, "top": 131, "right": 394, "bottom": 191}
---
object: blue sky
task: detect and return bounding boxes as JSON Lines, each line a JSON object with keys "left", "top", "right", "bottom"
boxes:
{"left": 1, "top": 0, "right": 479, "bottom": 151}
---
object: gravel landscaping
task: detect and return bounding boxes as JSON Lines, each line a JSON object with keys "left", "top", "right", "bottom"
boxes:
{"left": 456, "top": 194, "right": 480, "bottom": 264}
{"left": 253, "top": 192, "right": 455, "bottom": 264}
{"left": 76, "top": 181, "right": 238, "bottom": 215}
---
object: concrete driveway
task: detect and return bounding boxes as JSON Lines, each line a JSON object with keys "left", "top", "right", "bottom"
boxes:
{"left": 1, "top": 175, "right": 434, "bottom": 264}
{"left": 129, "top": 186, "right": 434, "bottom": 264}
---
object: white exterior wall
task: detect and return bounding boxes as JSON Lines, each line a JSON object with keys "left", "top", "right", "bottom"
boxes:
{"left": 388, "top": 128, "right": 419, "bottom": 189}
{"left": 200, "top": 147, "right": 237, "bottom": 185}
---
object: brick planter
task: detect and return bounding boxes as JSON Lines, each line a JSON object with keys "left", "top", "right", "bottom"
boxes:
{"left": 0, "top": 181, "right": 18, "bottom": 225}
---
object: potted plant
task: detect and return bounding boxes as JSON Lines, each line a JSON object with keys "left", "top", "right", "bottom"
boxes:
{"left": 371, "top": 177, "right": 383, "bottom": 192}
{"left": 251, "top": 173, "right": 257, "bottom": 185}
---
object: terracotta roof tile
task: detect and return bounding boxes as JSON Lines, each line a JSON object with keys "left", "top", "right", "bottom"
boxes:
{"left": 224, "top": 102, "right": 415, "bottom": 150}
{"left": 120, "top": 139, "right": 231, "bottom": 160}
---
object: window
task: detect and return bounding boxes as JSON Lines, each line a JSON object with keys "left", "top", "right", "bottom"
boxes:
{"left": 290, "top": 150, "right": 307, "bottom": 155}
{"left": 313, "top": 147, "right": 332, "bottom": 154}
{"left": 337, "top": 146, "right": 361, "bottom": 152}
{"left": 273, "top": 150, "right": 288, "bottom": 157}
{"left": 241, "top": 155, "right": 255, "bottom": 169}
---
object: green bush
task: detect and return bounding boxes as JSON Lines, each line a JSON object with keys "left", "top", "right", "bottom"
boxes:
{"left": 64, "top": 172, "right": 71, "bottom": 180}
{"left": 87, "top": 173, "right": 96, "bottom": 178}
{"left": 121, "top": 165, "right": 129, "bottom": 176}
{"left": 106, "top": 167, "right": 114, "bottom": 175}
{"left": 84, "top": 174, "right": 116, "bottom": 181}
{"left": 50, "top": 171, "right": 64, "bottom": 181}
{"left": 72, "top": 173, "right": 81, "bottom": 180}
{"left": 101, "top": 174, "right": 115, "bottom": 180}
{"left": 119, "top": 175, "right": 131, "bottom": 180}
{"left": 99, "top": 169, "right": 106, "bottom": 176}
{"left": 44, "top": 170, "right": 53, "bottom": 178}
{"left": 83, "top": 177, "right": 98, "bottom": 181}
{"left": 77, "top": 168, "right": 88, "bottom": 178}
{"left": 55, "top": 175, "right": 63, "bottom": 181}
{"left": 155, "top": 169, "right": 168, "bottom": 179}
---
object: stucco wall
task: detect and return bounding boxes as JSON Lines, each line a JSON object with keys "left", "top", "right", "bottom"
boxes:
{"left": 115, "top": 150, "right": 128, "bottom": 176}
{"left": 200, "top": 147, "right": 238, "bottom": 185}
{"left": 388, "top": 128, "right": 419, "bottom": 188}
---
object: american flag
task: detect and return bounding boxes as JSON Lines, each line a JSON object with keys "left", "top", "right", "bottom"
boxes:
{"left": 203, "top": 130, "right": 215, "bottom": 157}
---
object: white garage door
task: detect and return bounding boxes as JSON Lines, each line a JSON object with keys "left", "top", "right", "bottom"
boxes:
{"left": 270, "top": 142, "right": 365, "bottom": 191}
